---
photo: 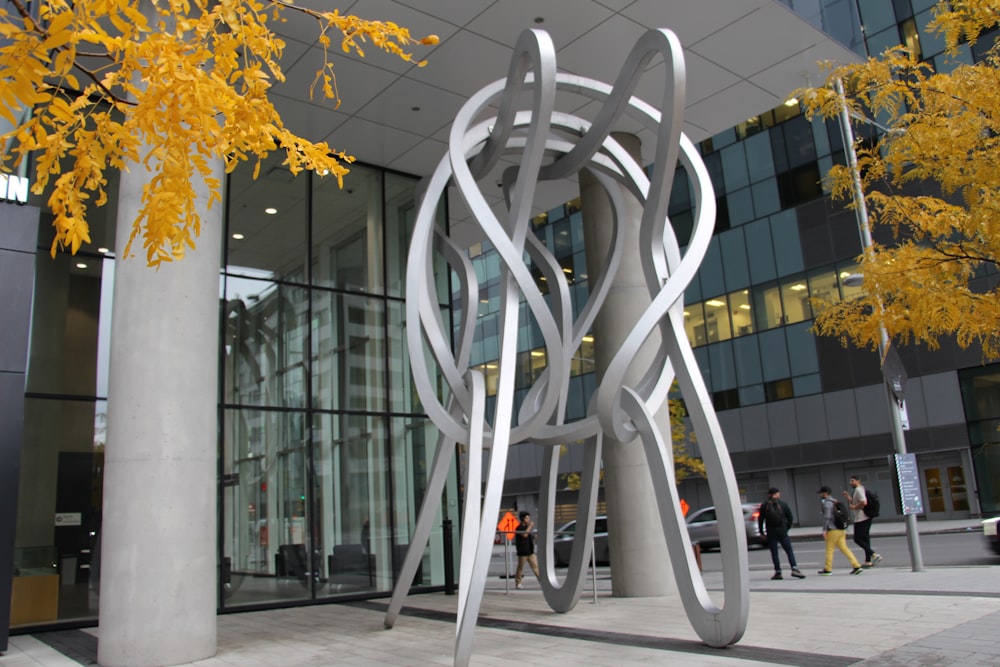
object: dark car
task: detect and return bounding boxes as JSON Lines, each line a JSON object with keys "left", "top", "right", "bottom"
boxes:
{"left": 984, "top": 516, "right": 1000, "bottom": 555}
{"left": 552, "top": 516, "right": 609, "bottom": 567}
{"left": 685, "top": 503, "right": 766, "bottom": 551}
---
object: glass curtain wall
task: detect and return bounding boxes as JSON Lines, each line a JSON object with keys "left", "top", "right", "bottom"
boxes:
{"left": 221, "top": 157, "right": 457, "bottom": 607}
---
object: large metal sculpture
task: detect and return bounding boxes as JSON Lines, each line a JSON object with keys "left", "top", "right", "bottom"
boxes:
{"left": 384, "top": 28, "right": 749, "bottom": 666}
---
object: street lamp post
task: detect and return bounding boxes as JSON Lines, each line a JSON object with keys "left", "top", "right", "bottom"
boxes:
{"left": 834, "top": 78, "right": 925, "bottom": 573}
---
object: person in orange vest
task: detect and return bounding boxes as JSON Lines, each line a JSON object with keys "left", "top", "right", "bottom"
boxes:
{"left": 680, "top": 499, "right": 690, "bottom": 517}
{"left": 514, "top": 511, "right": 540, "bottom": 589}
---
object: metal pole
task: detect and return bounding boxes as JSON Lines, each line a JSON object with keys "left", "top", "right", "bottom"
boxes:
{"left": 590, "top": 538, "right": 598, "bottom": 604}
{"left": 835, "top": 78, "right": 925, "bottom": 572}
{"left": 442, "top": 519, "right": 455, "bottom": 595}
{"left": 503, "top": 533, "right": 511, "bottom": 594}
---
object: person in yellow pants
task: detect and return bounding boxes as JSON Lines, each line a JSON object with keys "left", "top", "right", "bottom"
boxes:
{"left": 816, "top": 486, "right": 863, "bottom": 575}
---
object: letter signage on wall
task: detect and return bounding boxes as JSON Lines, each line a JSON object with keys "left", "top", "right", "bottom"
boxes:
{"left": 1, "top": 174, "right": 29, "bottom": 204}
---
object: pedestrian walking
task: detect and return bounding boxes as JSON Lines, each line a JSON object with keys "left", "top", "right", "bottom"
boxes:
{"left": 514, "top": 511, "right": 540, "bottom": 589}
{"left": 843, "top": 475, "right": 882, "bottom": 568}
{"left": 817, "top": 486, "right": 863, "bottom": 576}
{"left": 758, "top": 487, "right": 805, "bottom": 580}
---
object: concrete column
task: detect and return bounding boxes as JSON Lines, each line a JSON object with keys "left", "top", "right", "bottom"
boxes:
{"left": 580, "top": 133, "right": 676, "bottom": 597}
{"left": 97, "top": 154, "right": 223, "bottom": 666}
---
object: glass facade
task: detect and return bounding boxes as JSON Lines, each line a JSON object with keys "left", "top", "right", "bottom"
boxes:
{"left": 10, "top": 157, "right": 457, "bottom": 627}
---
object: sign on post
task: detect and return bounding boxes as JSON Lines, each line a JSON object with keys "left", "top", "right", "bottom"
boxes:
{"left": 895, "top": 453, "right": 924, "bottom": 515}
{"left": 497, "top": 511, "right": 519, "bottom": 541}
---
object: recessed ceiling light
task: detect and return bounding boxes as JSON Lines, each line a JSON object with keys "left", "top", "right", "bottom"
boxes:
{"left": 232, "top": 233, "right": 245, "bottom": 240}
{"left": 264, "top": 207, "right": 277, "bottom": 215}
{"left": 784, "top": 97, "right": 799, "bottom": 107}
{"left": 319, "top": 169, "right": 330, "bottom": 176}
{"left": 98, "top": 247, "right": 110, "bottom": 254}
{"left": 582, "top": 335, "right": 594, "bottom": 343}
{"left": 790, "top": 283, "right": 807, "bottom": 291}
{"left": 76, "top": 262, "right": 87, "bottom": 269}
{"left": 739, "top": 304, "right": 751, "bottom": 310}
{"left": 562, "top": 267, "right": 572, "bottom": 274}
{"left": 705, "top": 299, "right": 725, "bottom": 307}
{"left": 530, "top": 350, "right": 545, "bottom": 357}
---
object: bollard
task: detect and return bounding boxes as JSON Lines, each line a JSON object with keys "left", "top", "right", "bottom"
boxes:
{"left": 442, "top": 519, "right": 455, "bottom": 595}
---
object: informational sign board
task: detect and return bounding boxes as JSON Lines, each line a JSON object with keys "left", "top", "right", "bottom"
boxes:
{"left": 54, "top": 512, "right": 82, "bottom": 526}
{"left": 894, "top": 453, "right": 924, "bottom": 515}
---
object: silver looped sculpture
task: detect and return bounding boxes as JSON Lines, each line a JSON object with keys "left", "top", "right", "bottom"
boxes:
{"left": 384, "top": 28, "right": 749, "bottom": 666}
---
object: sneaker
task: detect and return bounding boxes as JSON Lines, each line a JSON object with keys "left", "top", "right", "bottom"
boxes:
{"left": 515, "top": 582, "right": 523, "bottom": 589}
{"left": 791, "top": 569, "right": 806, "bottom": 579}
{"left": 850, "top": 567, "right": 864, "bottom": 575}
{"left": 861, "top": 562, "right": 873, "bottom": 568}
{"left": 771, "top": 573, "right": 783, "bottom": 580}
{"left": 817, "top": 570, "right": 832, "bottom": 575}
{"left": 871, "top": 554, "right": 883, "bottom": 566}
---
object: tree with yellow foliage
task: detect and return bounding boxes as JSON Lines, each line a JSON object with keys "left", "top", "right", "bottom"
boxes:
{"left": 799, "top": 0, "right": 1000, "bottom": 360}
{"left": 0, "top": 0, "right": 436, "bottom": 265}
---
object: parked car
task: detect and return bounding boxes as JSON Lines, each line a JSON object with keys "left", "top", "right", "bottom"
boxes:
{"left": 552, "top": 516, "right": 609, "bottom": 567}
{"left": 983, "top": 516, "right": 1000, "bottom": 555}
{"left": 685, "top": 503, "right": 766, "bottom": 551}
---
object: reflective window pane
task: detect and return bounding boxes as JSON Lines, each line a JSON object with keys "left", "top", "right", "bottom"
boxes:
{"left": 684, "top": 303, "right": 707, "bottom": 348}
{"left": 312, "top": 291, "right": 386, "bottom": 413}
{"left": 729, "top": 289, "right": 754, "bottom": 337}
{"left": 226, "top": 152, "right": 308, "bottom": 283}
{"left": 313, "top": 413, "right": 390, "bottom": 595}
{"left": 753, "top": 283, "right": 784, "bottom": 330}
{"left": 704, "top": 294, "right": 732, "bottom": 343}
{"left": 780, "top": 275, "right": 812, "bottom": 324}
{"left": 222, "top": 408, "right": 311, "bottom": 605}
{"left": 312, "top": 164, "right": 383, "bottom": 294}
{"left": 223, "top": 278, "right": 308, "bottom": 408}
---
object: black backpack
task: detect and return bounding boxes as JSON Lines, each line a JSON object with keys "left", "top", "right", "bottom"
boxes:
{"left": 831, "top": 499, "right": 849, "bottom": 529}
{"left": 864, "top": 489, "right": 880, "bottom": 518}
{"left": 763, "top": 498, "right": 785, "bottom": 528}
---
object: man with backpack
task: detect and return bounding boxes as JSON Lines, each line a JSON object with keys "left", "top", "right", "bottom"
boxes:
{"left": 843, "top": 475, "right": 882, "bottom": 569}
{"left": 758, "top": 487, "right": 805, "bottom": 580}
{"left": 817, "top": 486, "right": 864, "bottom": 576}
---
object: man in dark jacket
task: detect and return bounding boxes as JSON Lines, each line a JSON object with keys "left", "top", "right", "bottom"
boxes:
{"left": 758, "top": 487, "right": 805, "bottom": 580}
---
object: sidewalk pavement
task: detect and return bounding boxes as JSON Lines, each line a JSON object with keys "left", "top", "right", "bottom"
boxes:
{"left": 3, "top": 517, "right": 996, "bottom": 667}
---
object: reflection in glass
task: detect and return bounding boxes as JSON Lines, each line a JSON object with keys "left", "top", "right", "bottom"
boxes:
{"left": 839, "top": 261, "right": 864, "bottom": 301}
{"left": 312, "top": 291, "right": 386, "bottom": 413}
{"left": 223, "top": 278, "right": 308, "bottom": 408}
{"left": 313, "top": 413, "right": 390, "bottom": 594}
{"left": 312, "top": 164, "right": 383, "bottom": 294}
{"left": 226, "top": 151, "right": 308, "bottom": 282}
{"left": 222, "top": 409, "right": 310, "bottom": 605}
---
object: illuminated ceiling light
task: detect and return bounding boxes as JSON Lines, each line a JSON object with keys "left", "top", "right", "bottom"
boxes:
{"left": 705, "top": 299, "right": 725, "bottom": 308}
{"left": 539, "top": 276, "right": 547, "bottom": 281}
{"left": 319, "top": 169, "right": 330, "bottom": 176}
{"left": 839, "top": 271, "right": 851, "bottom": 279}
{"left": 98, "top": 247, "right": 110, "bottom": 254}
{"left": 231, "top": 233, "right": 245, "bottom": 240}
{"left": 739, "top": 304, "right": 751, "bottom": 310}
{"left": 562, "top": 267, "right": 572, "bottom": 274}
{"left": 480, "top": 298, "right": 489, "bottom": 303}
{"left": 790, "top": 283, "right": 807, "bottom": 291}
{"left": 580, "top": 273, "right": 588, "bottom": 280}
{"left": 683, "top": 311, "right": 690, "bottom": 317}
{"left": 559, "top": 230, "right": 568, "bottom": 236}
{"left": 264, "top": 207, "right": 278, "bottom": 215}
{"left": 582, "top": 335, "right": 594, "bottom": 343}
{"left": 75, "top": 262, "right": 87, "bottom": 269}
{"left": 485, "top": 363, "right": 498, "bottom": 369}
{"left": 530, "top": 350, "right": 545, "bottom": 357}
{"left": 784, "top": 97, "right": 799, "bottom": 107}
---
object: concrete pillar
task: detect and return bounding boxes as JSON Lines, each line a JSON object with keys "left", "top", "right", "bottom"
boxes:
{"left": 97, "top": 154, "right": 223, "bottom": 666}
{"left": 579, "top": 133, "right": 676, "bottom": 597}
